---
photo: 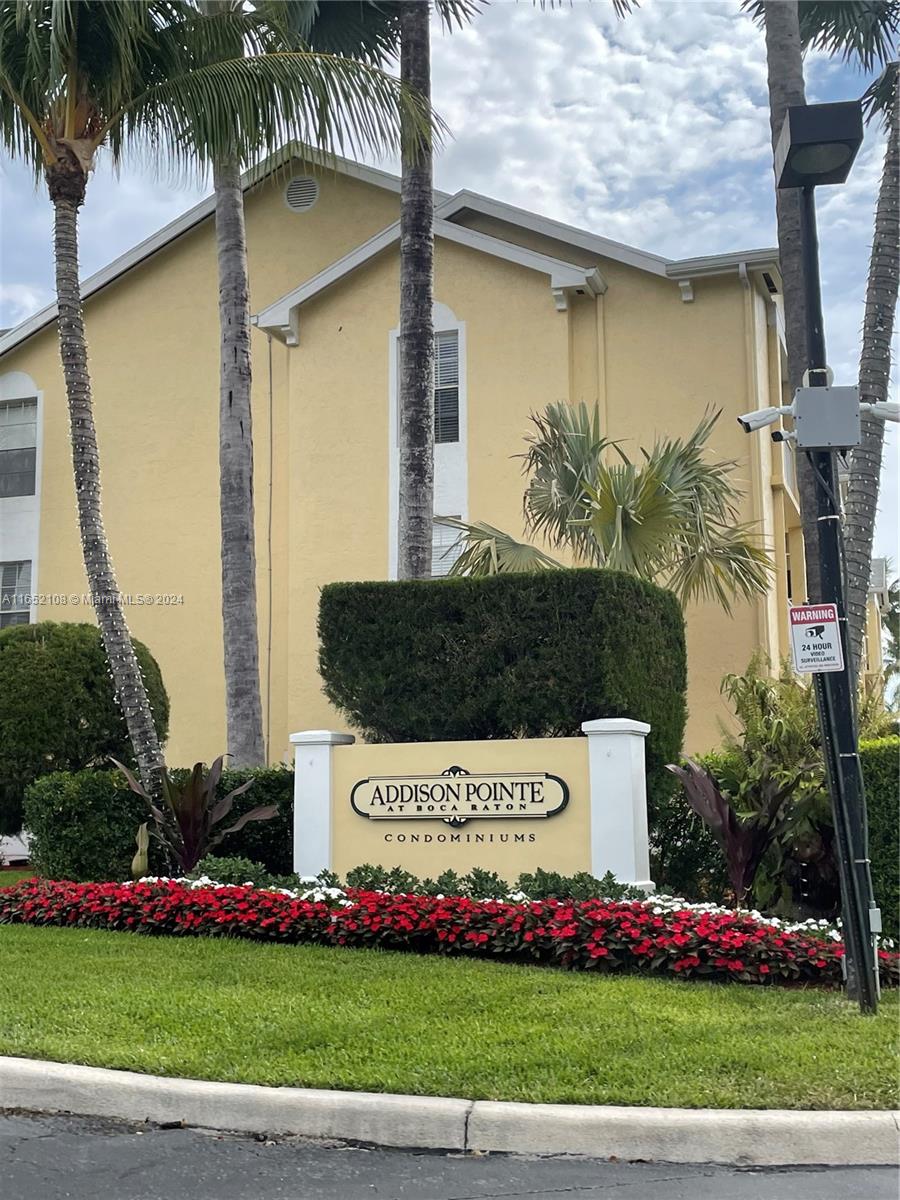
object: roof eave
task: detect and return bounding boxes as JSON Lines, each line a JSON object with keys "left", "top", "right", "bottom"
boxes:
{"left": 0, "top": 144, "right": 447, "bottom": 360}
{"left": 665, "top": 248, "right": 780, "bottom": 281}
{"left": 255, "top": 218, "right": 608, "bottom": 342}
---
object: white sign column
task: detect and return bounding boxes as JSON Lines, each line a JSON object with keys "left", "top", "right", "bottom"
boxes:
{"left": 581, "top": 718, "right": 653, "bottom": 891}
{"left": 290, "top": 730, "right": 355, "bottom": 880}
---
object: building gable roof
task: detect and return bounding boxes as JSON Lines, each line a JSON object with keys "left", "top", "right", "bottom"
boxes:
{"left": 0, "top": 144, "right": 449, "bottom": 359}
{"left": 254, "top": 216, "right": 607, "bottom": 344}
{"left": 437, "top": 190, "right": 671, "bottom": 277}
{"left": 0, "top": 145, "right": 778, "bottom": 359}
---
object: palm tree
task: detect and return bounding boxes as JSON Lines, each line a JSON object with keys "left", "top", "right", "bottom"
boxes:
{"left": 201, "top": 0, "right": 443, "bottom": 766}
{"left": 749, "top": 1, "right": 899, "bottom": 671}
{"left": 397, "top": 0, "right": 435, "bottom": 580}
{"left": 440, "top": 404, "right": 773, "bottom": 611}
{"left": 0, "top": 0, "right": 429, "bottom": 790}
{"left": 198, "top": 0, "right": 265, "bottom": 769}
{"left": 394, "top": 0, "right": 629, "bottom": 579}
{"left": 394, "top": 1, "right": 478, "bottom": 580}
{"left": 834, "top": 62, "right": 898, "bottom": 679}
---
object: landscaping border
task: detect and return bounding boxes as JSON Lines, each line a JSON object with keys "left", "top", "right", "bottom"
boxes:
{"left": 1, "top": 1056, "right": 897, "bottom": 1166}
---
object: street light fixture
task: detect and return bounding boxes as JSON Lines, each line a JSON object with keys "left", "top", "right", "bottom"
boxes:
{"left": 773, "top": 98, "right": 879, "bottom": 1015}
{"left": 774, "top": 100, "right": 863, "bottom": 189}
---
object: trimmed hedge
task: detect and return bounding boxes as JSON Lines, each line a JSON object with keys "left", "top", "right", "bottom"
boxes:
{"left": 23, "top": 766, "right": 293, "bottom": 883}
{"left": 861, "top": 737, "right": 899, "bottom": 939}
{"left": 0, "top": 622, "right": 168, "bottom": 835}
{"left": 319, "top": 569, "right": 687, "bottom": 804}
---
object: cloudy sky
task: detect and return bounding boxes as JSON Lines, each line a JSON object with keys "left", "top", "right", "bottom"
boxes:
{"left": 1, "top": 0, "right": 896, "bottom": 560}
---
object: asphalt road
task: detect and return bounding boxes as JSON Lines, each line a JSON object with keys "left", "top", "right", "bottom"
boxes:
{"left": 2, "top": 1111, "right": 897, "bottom": 1200}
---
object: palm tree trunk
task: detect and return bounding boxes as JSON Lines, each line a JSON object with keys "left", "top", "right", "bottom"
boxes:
{"left": 49, "top": 179, "right": 165, "bottom": 793}
{"left": 763, "top": 0, "right": 823, "bottom": 600}
{"left": 397, "top": 0, "right": 435, "bottom": 581}
{"left": 843, "top": 92, "right": 898, "bottom": 682}
{"left": 214, "top": 157, "right": 265, "bottom": 765}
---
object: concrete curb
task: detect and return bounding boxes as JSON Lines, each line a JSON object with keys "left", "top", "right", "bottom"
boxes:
{"left": 1, "top": 1056, "right": 897, "bottom": 1166}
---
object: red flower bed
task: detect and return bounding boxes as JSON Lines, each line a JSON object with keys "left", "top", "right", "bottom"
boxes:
{"left": 1, "top": 878, "right": 896, "bottom": 987}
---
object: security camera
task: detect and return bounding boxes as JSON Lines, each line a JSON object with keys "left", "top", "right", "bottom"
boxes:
{"left": 737, "top": 407, "right": 785, "bottom": 434}
{"left": 771, "top": 429, "right": 796, "bottom": 444}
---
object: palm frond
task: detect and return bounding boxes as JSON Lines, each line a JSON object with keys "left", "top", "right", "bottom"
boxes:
{"left": 662, "top": 523, "right": 775, "bottom": 613}
{"left": 797, "top": 0, "right": 899, "bottom": 73}
{"left": 119, "top": 45, "right": 436, "bottom": 174}
{"left": 521, "top": 400, "right": 614, "bottom": 562}
{"left": 435, "top": 518, "right": 563, "bottom": 577}
{"left": 863, "top": 59, "right": 898, "bottom": 126}
{"left": 743, "top": 1, "right": 899, "bottom": 76}
{"left": 280, "top": 1, "right": 403, "bottom": 66}
{"left": 582, "top": 460, "right": 679, "bottom": 578}
{"left": 1, "top": 2, "right": 438, "bottom": 178}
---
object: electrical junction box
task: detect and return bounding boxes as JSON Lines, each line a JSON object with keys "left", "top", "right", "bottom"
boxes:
{"left": 792, "top": 386, "right": 860, "bottom": 450}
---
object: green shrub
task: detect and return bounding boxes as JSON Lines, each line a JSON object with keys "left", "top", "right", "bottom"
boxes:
{"left": 23, "top": 769, "right": 163, "bottom": 882}
{"left": 24, "top": 765, "right": 293, "bottom": 883}
{"left": 0, "top": 622, "right": 169, "bottom": 835}
{"left": 861, "top": 737, "right": 899, "bottom": 939}
{"left": 204, "top": 767, "right": 294, "bottom": 875}
{"left": 319, "top": 570, "right": 686, "bottom": 803}
{"left": 189, "top": 855, "right": 283, "bottom": 889}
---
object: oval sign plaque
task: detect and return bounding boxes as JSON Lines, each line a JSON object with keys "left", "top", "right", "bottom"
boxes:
{"left": 350, "top": 766, "right": 569, "bottom": 827}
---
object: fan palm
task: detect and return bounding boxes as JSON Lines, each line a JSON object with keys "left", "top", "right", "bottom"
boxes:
{"left": 0, "top": 0, "right": 430, "bottom": 791}
{"left": 440, "top": 404, "right": 773, "bottom": 612}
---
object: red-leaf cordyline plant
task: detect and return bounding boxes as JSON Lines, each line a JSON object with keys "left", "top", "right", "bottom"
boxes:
{"left": 666, "top": 758, "right": 803, "bottom": 907}
{"left": 112, "top": 755, "right": 276, "bottom": 873}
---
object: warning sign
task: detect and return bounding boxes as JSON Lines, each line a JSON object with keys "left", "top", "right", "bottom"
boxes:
{"left": 789, "top": 603, "right": 844, "bottom": 674}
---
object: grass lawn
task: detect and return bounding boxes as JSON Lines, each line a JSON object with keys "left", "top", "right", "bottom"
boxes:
{"left": 0, "top": 869, "right": 34, "bottom": 888}
{"left": 1, "top": 925, "right": 896, "bottom": 1110}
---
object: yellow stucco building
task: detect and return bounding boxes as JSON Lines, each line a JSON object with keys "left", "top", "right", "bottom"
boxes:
{"left": 0, "top": 149, "right": 883, "bottom": 763}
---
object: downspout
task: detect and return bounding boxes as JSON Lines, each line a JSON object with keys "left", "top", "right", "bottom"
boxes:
{"left": 595, "top": 291, "right": 609, "bottom": 434}
{"left": 739, "top": 262, "right": 775, "bottom": 660}
{"left": 265, "top": 333, "right": 274, "bottom": 764}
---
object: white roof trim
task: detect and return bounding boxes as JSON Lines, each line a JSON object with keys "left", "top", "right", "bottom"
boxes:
{"left": 666, "top": 248, "right": 779, "bottom": 280}
{"left": 0, "top": 143, "right": 448, "bottom": 359}
{"left": 0, "top": 140, "right": 779, "bottom": 360}
{"left": 255, "top": 217, "right": 606, "bottom": 343}
{"left": 437, "top": 190, "right": 671, "bottom": 277}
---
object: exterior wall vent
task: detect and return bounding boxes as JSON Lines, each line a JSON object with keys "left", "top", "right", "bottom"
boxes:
{"left": 284, "top": 177, "right": 319, "bottom": 213}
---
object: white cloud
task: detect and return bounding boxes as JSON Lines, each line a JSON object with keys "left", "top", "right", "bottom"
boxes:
{"left": 1, "top": 0, "right": 895, "bottom": 562}
{"left": 0, "top": 283, "right": 52, "bottom": 330}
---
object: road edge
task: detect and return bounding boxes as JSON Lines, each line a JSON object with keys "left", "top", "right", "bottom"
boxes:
{"left": 1, "top": 1056, "right": 897, "bottom": 1166}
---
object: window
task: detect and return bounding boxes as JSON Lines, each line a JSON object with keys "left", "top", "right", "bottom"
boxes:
{"left": 432, "top": 518, "right": 463, "bottom": 578}
{"left": 0, "top": 398, "right": 37, "bottom": 498}
{"left": 0, "top": 560, "right": 31, "bottom": 627}
{"left": 434, "top": 330, "right": 459, "bottom": 444}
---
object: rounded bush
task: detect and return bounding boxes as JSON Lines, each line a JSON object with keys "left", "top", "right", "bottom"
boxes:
{"left": 0, "top": 622, "right": 169, "bottom": 834}
{"left": 319, "top": 569, "right": 687, "bottom": 797}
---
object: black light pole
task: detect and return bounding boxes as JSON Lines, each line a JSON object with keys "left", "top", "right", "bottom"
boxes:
{"left": 774, "top": 101, "right": 879, "bottom": 1014}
